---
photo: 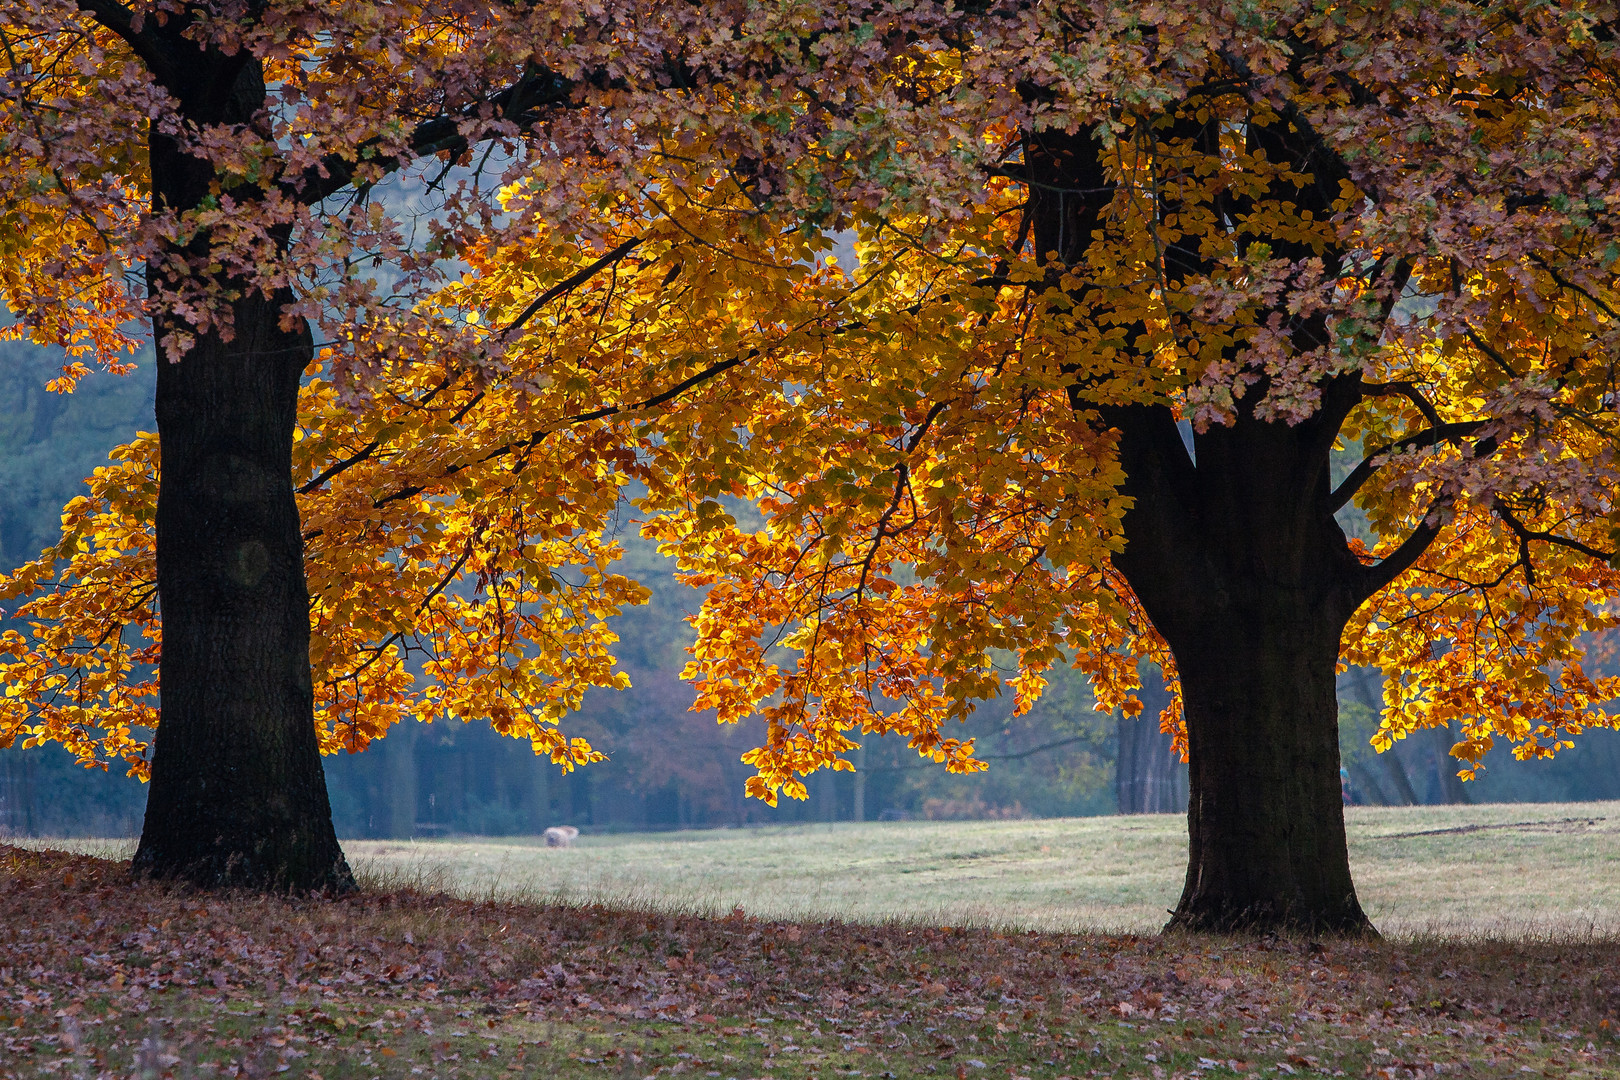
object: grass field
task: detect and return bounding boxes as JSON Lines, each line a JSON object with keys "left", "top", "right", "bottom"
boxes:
{"left": 5, "top": 820, "right": 1620, "bottom": 1080}
{"left": 314, "top": 802, "right": 1620, "bottom": 938}
{"left": 8, "top": 804, "right": 1620, "bottom": 1078}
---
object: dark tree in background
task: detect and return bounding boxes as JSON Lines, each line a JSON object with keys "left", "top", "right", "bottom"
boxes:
{"left": 1116, "top": 671, "right": 1187, "bottom": 816}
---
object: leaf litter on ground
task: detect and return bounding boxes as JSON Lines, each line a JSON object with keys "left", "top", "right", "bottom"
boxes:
{"left": 1, "top": 843, "right": 1617, "bottom": 1078}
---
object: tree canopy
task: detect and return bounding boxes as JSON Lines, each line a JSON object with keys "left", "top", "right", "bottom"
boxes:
{"left": 5, "top": 0, "right": 1620, "bottom": 918}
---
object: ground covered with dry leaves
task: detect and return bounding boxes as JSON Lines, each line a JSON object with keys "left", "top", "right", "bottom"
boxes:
{"left": 2, "top": 845, "right": 1617, "bottom": 1079}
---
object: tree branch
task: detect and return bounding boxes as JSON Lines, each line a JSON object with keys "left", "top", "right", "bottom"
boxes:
{"left": 1356, "top": 495, "right": 1450, "bottom": 597}
{"left": 864, "top": 734, "right": 1095, "bottom": 773}
{"left": 1361, "top": 379, "right": 1444, "bottom": 430}
{"left": 1328, "top": 419, "right": 1489, "bottom": 512}
{"left": 1353, "top": 425, "right": 1505, "bottom": 597}
{"left": 498, "top": 235, "right": 647, "bottom": 340}
{"left": 282, "top": 63, "right": 579, "bottom": 206}
{"left": 1495, "top": 502, "right": 1614, "bottom": 565}
{"left": 76, "top": 0, "right": 184, "bottom": 89}
{"left": 368, "top": 352, "right": 750, "bottom": 510}
{"left": 296, "top": 237, "right": 649, "bottom": 497}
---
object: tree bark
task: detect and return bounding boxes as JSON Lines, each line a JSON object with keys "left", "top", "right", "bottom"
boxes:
{"left": 128, "top": 45, "right": 351, "bottom": 891}
{"left": 1103, "top": 404, "right": 1376, "bottom": 936}
{"left": 1169, "top": 605, "right": 1366, "bottom": 932}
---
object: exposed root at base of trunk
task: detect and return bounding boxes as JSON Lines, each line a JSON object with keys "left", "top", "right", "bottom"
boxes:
{"left": 132, "top": 841, "right": 356, "bottom": 896}
{"left": 1163, "top": 900, "right": 1378, "bottom": 938}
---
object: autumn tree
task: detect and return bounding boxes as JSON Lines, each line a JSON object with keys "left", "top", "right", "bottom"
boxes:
{"left": 0, "top": 0, "right": 701, "bottom": 888}
{"left": 8, "top": 0, "right": 1620, "bottom": 934}
{"left": 0, "top": 0, "right": 978, "bottom": 889}
{"left": 630, "top": 2, "right": 1620, "bottom": 933}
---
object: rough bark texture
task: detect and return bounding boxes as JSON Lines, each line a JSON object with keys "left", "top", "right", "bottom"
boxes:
{"left": 1105, "top": 405, "right": 1375, "bottom": 935}
{"left": 129, "top": 41, "right": 351, "bottom": 892}
{"left": 1169, "top": 600, "right": 1363, "bottom": 931}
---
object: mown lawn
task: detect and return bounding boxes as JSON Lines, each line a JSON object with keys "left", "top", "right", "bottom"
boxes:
{"left": 5, "top": 804, "right": 1620, "bottom": 1078}
{"left": 325, "top": 803, "right": 1620, "bottom": 937}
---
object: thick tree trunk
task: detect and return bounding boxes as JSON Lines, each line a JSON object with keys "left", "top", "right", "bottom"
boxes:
{"left": 129, "top": 50, "right": 351, "bottom": 891}
{"left": 132, "top": 285, "right": 351, "bottom": 890}
{"left": 1169, "top": 609, "right": 1367, "bottom": 933}
{"left": 1024, "top": 98, "right": 1410, "bottom": 936}
{"left": 1101, "top": 406, "right": 1376, "bottom": 935}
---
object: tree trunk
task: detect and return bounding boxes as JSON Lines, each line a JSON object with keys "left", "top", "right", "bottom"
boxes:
{"left": 0, "top": 749, "right": 36, "bottom": 836}
{"left": 1168, "top": 612, "right": 1367, "bottom": 933}
{"left": 1103, "top": 408, "right": 1377, "bottom": 935}
{"left": 129, "top": 50, "right": 350, "bottom": 891}
{"left": 387, "top": 722, "right": 419, "bottom": 840}
{"left": 1023, "top": 99, "right": 1414, "bottom": 936}
{"left": 1116, "top": 715, "right": 1188, "bottom": 814}
{"left": 1082, "top": 384, "right": 1377, "bottom": 934}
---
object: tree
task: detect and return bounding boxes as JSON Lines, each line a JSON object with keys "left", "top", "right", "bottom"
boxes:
{"left": 7, "top": 2, "right": 1620, "bottom": 931}
{"left": 1, "top": 0, "right": 954, "bottom": 886}
{"left": 631, "top": 3, "right": 1620, "bottom": 933}
{"left": 0, "top": 0, "right": 677, "bottom": 888}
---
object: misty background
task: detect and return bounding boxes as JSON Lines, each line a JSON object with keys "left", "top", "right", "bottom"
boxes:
{"left": 2, "top": 339, "right": 1618, "bottom": 839}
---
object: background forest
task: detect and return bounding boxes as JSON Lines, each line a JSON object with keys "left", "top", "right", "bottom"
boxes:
{"left": 2, "top": 340, "right": 1618, "bottom": 839}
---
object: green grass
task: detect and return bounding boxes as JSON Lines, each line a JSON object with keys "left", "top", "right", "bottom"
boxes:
{"left": 323, "top": 801, "right": 1620, "bottom": 937}
{"left": 34, "top": 801, "right": 1620, "bottom": 935}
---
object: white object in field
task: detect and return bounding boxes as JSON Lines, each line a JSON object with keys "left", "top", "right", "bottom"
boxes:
{"left": 544, "top": 825, "right": 580, "bottom": 848}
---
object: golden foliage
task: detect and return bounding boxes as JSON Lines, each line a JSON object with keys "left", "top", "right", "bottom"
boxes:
{"left": 5, "top": 0, "right": 1620, "bottom": 799}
